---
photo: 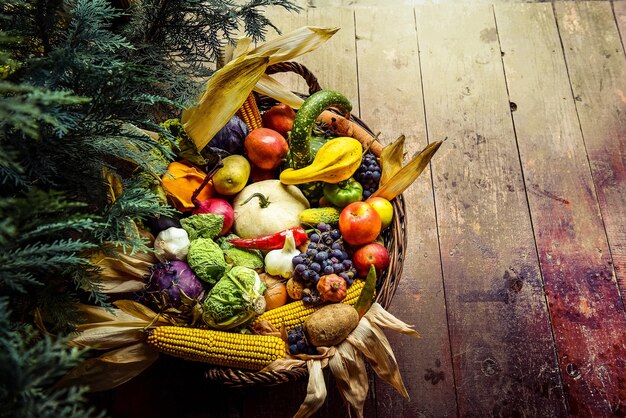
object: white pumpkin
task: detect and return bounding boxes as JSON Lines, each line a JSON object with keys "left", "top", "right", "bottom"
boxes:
{"left": 232, "top": 180, "right": 309, "bottom": 238}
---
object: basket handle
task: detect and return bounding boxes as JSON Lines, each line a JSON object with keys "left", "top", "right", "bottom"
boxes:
{"left": 265, "top": 62, "right": 322, "bottom": 95}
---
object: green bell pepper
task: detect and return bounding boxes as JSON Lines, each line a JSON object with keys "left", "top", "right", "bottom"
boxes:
{"left": 322, "top": 178, "right": 363, "bottom": 208}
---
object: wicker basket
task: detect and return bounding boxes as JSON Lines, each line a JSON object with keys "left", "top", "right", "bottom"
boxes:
{"left": 204, "top": 62, "right": 408, "bottom": 387}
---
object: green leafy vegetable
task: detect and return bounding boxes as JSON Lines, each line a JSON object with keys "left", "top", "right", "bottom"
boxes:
{"left": 218, "top": 234, "right": 264, "bottom": 270}
{"left": 202, "top": 266, "right": 267, "bottom": 330}
{"left": 181, "top": 214, "right": 224, "bottom": 241}
{"left": 186, "top": 238, "right": 227, "bottom": 285}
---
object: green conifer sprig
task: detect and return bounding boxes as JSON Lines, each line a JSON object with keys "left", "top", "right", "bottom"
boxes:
{"left": 0, "top": 298, "right": 103, "bottom": 418}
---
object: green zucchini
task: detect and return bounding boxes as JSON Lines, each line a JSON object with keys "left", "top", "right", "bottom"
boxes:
{"left": 288, "top": 90, "right": 352, "bottom": 204}
{"left": 289, "top": 90, "right": 352, "bottom": 170}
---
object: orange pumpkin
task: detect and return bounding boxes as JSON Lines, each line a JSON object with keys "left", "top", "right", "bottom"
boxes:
{"left": 161, "top": 161, "right": 214, "bottom": 212}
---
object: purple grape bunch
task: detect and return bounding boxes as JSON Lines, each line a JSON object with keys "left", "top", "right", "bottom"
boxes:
{"left": 292, "top": 223, "right": 357, "bottom": 301}
{"left": 354, "top": 151, "right": 381, "bottom": 199}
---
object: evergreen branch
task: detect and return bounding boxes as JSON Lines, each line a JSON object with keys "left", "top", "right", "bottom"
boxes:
{"left": 0, "top": 298, "right": 103, "bottom": 418}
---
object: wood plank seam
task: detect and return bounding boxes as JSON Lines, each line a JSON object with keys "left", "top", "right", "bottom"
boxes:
{"left": 412, "top": 6, "right": 461, "bottom": 418}
{"left": 551, "top": 1, "right": 625, "bottom": 308}
{"left": 490, "top": 3, "right": 570, "bottom": 414}
{"left": 611, "top": 1, "right": 626, "bottom": 56}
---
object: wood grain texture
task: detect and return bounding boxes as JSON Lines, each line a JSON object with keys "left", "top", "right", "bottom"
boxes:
{"left": 354, "top": 6, "right": 457, "bottom": 417}
{"left": 496, "top": 2, "right": 626, "bottom": 415}
{"left": 614, "top": 0, "right": 626, "bottom": 52}
{"left": 555, "top": 1, "right": 626, "bottom": 302}
{"left": 304, "top": 8, "right": 359, "bottom": 115}
{"left": 262, "top": 7, "right": 309, "bottom": 94}
{"left": 415, "top": 4, "right": 565, "bottom": 416}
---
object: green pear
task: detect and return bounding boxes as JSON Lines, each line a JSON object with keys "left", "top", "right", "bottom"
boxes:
{"left": 212, "top": 155, "right": 251, "bottom": 195}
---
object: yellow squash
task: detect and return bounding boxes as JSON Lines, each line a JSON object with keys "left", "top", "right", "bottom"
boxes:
{"left": 280, "top": 137, "right": 362, "bottom": 185}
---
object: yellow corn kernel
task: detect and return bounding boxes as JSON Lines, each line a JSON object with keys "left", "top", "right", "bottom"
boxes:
{"left": 147, "top": 327, "right": 286, "bottom": 371}
{"left": 252, "top": 279, "right": 365, "bottom": 331}
{"left": 237, "top": 93, "right": 262, "bottom": 131}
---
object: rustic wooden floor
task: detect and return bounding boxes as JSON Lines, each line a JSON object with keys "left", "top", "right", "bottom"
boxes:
{"left": 99, "top": 2, "right": 626, "bottom": 417}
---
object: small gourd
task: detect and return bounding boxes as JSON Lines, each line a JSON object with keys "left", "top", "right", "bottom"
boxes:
{"left": 279, "top": 137, "right": 362, "bottom": 185}
{"left": 264, "top": 230, "right": 300, "bottom": 279}
{"left": 316, "top": 274, "right": 348, "bottom": 302}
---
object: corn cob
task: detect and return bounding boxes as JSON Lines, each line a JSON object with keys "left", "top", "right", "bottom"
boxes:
{"left": 147, "top": 326, "right": 286, "bottom": 370}
{"left": 252, "top": 279, "right": 365, "bottom": 331}
{"left": 237, "top": 93, "right": 262, "bottom": 131}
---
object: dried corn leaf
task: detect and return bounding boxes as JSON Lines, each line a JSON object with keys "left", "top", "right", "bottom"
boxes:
{"left": 371, "top": 140, "right": 442, "bottom": 201}
{"left": 294, "top": 360, "right": 327, "bottom": 418}
{"left": 182, "top": 54, "right": 270, "bottom": 151}
{"left": 113, "top": 300, "right": 162, "bottom": 323}
{"left": 254, "top": 74, "right": 305, "bottom": 109}
{"left": 71, "top": 326, "right": 146, "bottom": 350}
{"left": 247, "top": 26, "right": 339, "bottom": 66}
{"left": 57, "top": 342, "right": 158, "bottom": 392}
{"left": 77, "top": 303, "right": 139, "bottom": 324}
{"left": 365, "top": 303, "right": 420, "bottom": 338}
{"left": 183, "top": 26, "right": 338, "bottom": 152}
{"left": 328, "top": 343, "right": 369, "bottom": 418}
{"left": 379, "top": 135, "right": 406, "bottom": 187}
{"left": 71, "top": 303, "right": 170, "bottom": 349}
{"left": 233, "top": 37, "right": 253, "bottom": 59}
{"left": 91, "top": 248, "right": 155, "bottom": 293}
{"left": 346, "top": 318, "right": 409, "bottom": 399}
{"left": 103, "top": 167, "right": 124, "bottom": 204}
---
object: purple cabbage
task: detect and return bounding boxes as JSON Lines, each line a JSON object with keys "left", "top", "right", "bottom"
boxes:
{"left": 147, "top": 260, "right": 205, "bottom": 308}
{"left": 207, "top": 115, "right": 249, "bottom": 155}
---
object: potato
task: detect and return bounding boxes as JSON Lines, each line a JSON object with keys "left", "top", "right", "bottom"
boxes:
{"left": 304, "top": 303, "right": 359, "bottom": 347}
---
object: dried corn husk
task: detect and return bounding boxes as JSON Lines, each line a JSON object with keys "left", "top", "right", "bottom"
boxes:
{"left": 182, "top": 26, "right": 339, "bottom": 151}
{"left": 56, "top": 342, "right": 159, "bottom": 392}
{"left": 371, "top": 140, "right": 443, "bottom": 201}
{"left": 379, "top": 135, "right": 406, "bottom": 187}
{"left": 182, "top": 54, "right": 269, "bottom": 151}
{"left": 60, "top": 301, "right": 172, "bottom": 392}
{"left": 255, "top": 74, "right": 305, "bottom": 109}
{"left": 90, "top": 247, "right": 156, "bottom": 293}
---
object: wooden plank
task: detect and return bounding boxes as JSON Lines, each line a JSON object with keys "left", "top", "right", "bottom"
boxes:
{"left": 496, "top": 2, "right": 626, "bottom": 415}
{"left": 614, "top": 1, "right": 626, "bottom": 52}
{"left": 556, "top": 1, "right": 626, "bottom": 302}
{"left": 305, "top": 8, "right": 359, "bottom": 114}
{"left": 415, "top": 4, "right": 565, "bottom": 416}
{"left": 354, "top": 6, "right": 457, "bottom": 417}
{"left": 262, "top": 7, "right": 309, "bottom": 95}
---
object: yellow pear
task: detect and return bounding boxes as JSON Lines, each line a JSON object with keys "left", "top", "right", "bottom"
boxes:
{"left": 212, "top": 155, "right": 251, "bottom": 195}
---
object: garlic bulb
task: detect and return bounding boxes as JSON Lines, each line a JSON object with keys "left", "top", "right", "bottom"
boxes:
{"left": 154, "top": 227, "right": 190, "bottom": 262}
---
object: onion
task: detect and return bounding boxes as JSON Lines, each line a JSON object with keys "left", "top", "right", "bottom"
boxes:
{"left": 193, "top": 198, "right": 234, "bottom": 236}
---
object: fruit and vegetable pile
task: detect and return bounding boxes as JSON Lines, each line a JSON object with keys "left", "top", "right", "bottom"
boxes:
{"left": 138, "top": 88, "right": 416, "bottom": 368}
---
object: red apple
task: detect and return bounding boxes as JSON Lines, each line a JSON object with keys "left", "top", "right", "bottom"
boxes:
{"left": 192, "top": 198, "right": 234, "bottom": 236}
{"left": 352, "top": 243, "right": 390, "bottom": 278}
{"left": 338, "top": 201, "right": 381, "bottom": 246}
{"left": 244, "top": 128, "right": 289, "bottom": 170}
{"left": 262, "top": 103, "right": 296, "bottom": 138}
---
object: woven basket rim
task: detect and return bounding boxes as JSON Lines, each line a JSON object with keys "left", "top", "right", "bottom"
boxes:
{"left": 203, "top": 62, "right": 408, "bottom": 387}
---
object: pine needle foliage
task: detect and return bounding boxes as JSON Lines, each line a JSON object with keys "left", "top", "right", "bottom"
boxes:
{"left": 0, "top": 298, "right": 104, "bottom": 418}
{"left": 0, "top": 0, "right": 297, "bottom": 413}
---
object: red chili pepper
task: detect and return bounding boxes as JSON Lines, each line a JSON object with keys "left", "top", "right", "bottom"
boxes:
{"left": 228, "top": 227, "right": 308, "bottom": 250}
